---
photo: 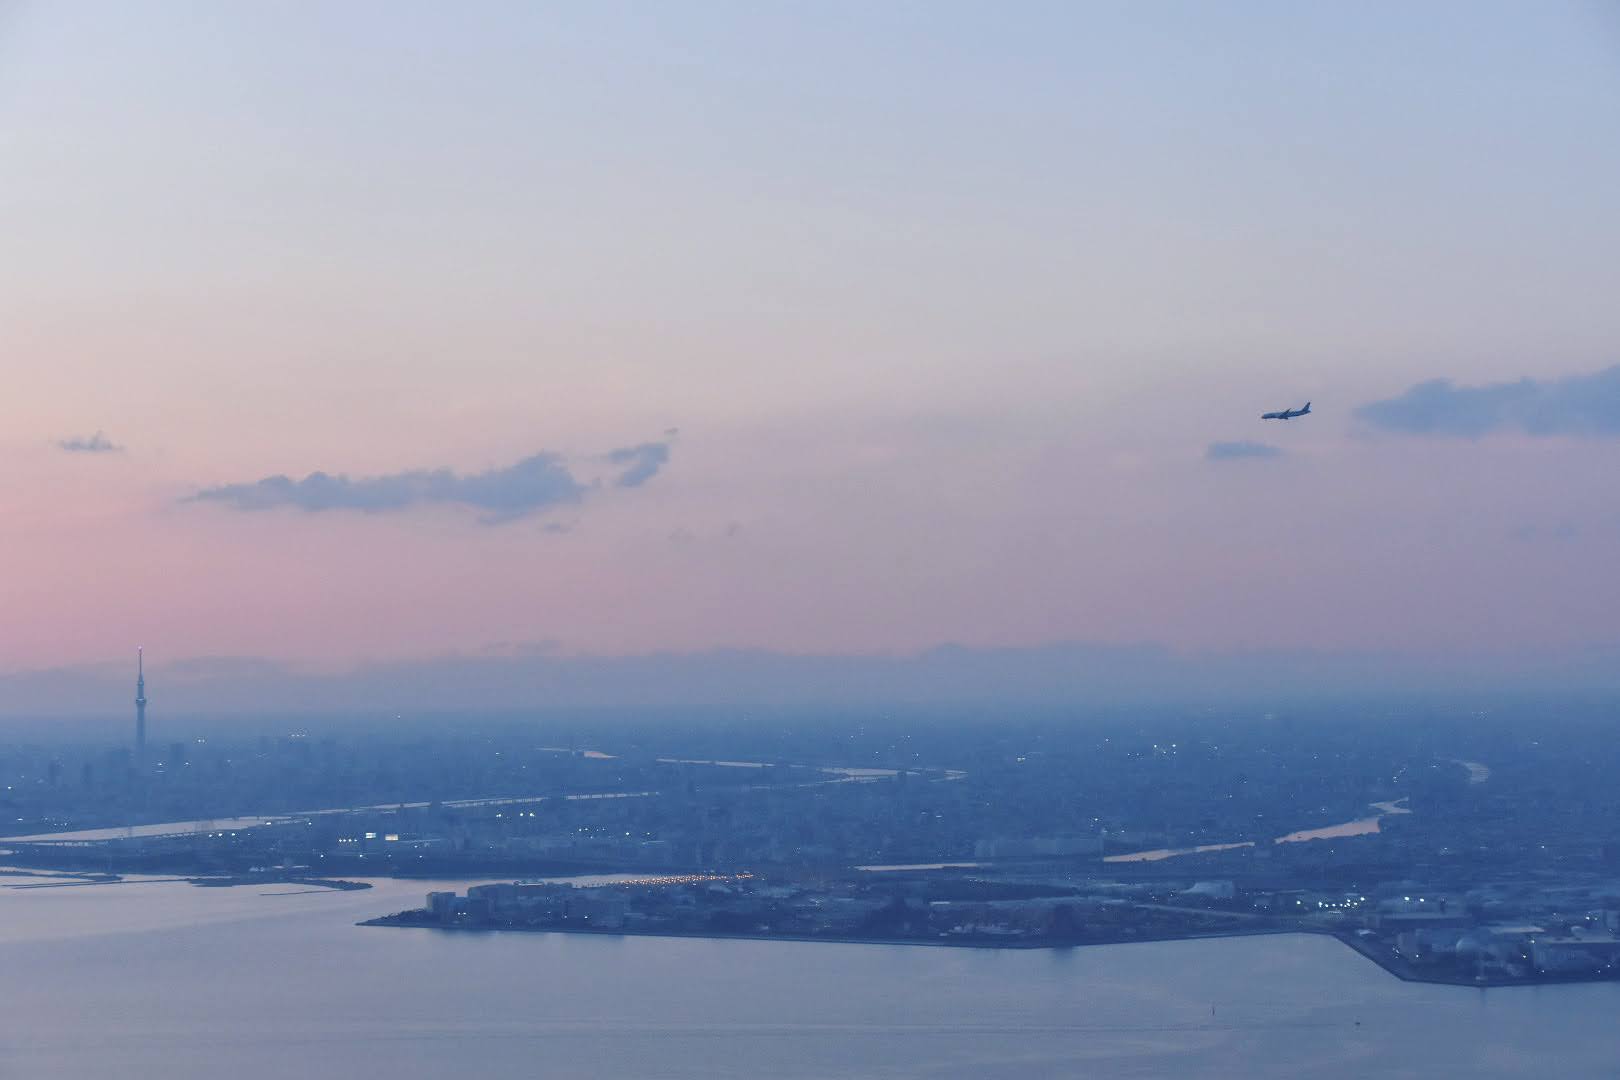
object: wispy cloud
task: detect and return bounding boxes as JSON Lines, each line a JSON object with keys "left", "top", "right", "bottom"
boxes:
{"left": 187, "top": 439, "right": 677, "bottom": 524}
{"left": 57, "top": 431, "right": 122, "bottom": 454}
{"left": 1356, "top": 365, "right": 1620, "bottom": 438}
{"left": 189, "top": 451, "right": 596, "bottom": 524}
{"left": 1206, "top": 440, "right": 1283, "bottom": 461}
{"left": 606, "top": 441, "right": 671, "bottom": 487}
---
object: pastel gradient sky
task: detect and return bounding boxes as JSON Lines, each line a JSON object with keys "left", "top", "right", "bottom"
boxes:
{"left": 4, "top": 2, "right": 1620, "bottom": 678}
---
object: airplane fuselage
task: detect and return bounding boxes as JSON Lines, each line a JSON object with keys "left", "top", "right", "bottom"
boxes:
{"left": 1261, "top": 403, "right": 1310, "bottom": 420}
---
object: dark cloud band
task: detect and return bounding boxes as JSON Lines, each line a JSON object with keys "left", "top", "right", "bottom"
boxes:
{"left": 1356, "top": 365, "right": 1620, "bottom": 437}
{"left": 58, "top": 431, "right": 122, "bottom": 454}
{"left": 188, "top": 438, "right": 673, "bottom": 524}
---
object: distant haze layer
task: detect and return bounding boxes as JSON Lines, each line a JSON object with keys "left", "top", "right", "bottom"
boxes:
{"left": 8, "top": 643, "right": 1620, "bottom": 720}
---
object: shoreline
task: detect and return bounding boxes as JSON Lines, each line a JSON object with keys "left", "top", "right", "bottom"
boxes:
{"left": 359, "top": 912, "right": 1294, "bottom": 952}
{"left": 360, "top": 914, "right": 1620, "bottom": 988}
{"left": 1328, "top": 931, "right": 1620, "bottom": 989}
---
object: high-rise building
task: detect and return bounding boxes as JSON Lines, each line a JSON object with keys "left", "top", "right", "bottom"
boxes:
{"left": 135, "top": 647, "right": 148, "bottom": 756}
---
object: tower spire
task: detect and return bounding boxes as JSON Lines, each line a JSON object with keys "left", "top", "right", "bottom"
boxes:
{"left": 135, "top": 648, "right": 147, "bottom": 756}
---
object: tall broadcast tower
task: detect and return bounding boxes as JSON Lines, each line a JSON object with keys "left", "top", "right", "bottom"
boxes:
{"left": 135, "top": 647, "right": 147, "bottom": 755}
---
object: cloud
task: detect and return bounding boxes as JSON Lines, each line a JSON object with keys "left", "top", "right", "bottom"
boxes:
{"left": 606, "top": 440, "right": 671, "bottom": 487}
{"left": 1356, "top": 365, "right": 1620, "bottom": 437}
{"left": 1206, "top": 440, "right": 1284, "bottom": 461}
{"left": 57, "top": 431, "right": 122, "bottom": 454}
{"left": 187, "top": 451, "right": 587, "bottom": 523}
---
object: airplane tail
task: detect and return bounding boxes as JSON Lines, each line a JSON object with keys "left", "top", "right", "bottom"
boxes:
{"left": 1302, "top": 402, "right": 1311, "bottom": 413}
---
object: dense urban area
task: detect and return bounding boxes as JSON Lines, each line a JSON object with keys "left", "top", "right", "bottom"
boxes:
{"left": 4, "top": 704, "right": 1620, "bottom": 985}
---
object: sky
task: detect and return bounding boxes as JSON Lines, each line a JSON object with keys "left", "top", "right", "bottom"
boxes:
{"left": 3, "top": 2, "right": 1620, "bottom": 704}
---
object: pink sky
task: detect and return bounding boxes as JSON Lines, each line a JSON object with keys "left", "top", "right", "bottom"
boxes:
{"left": 3, "top": 3, "right": 1619, "bottom": 676}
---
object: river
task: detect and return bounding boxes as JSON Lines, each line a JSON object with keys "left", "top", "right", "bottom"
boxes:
{"left": 1, "top": 868, "right": 1617, "bottom": 1078}
{"left": 0, "top": 761, "right": 939, "bottom": 846}
{"left": 1107, "top": 798, "right": 1414, "bottom": 864}
{"left": 1104, "top": 755, "right": 1486, "bottom": 865}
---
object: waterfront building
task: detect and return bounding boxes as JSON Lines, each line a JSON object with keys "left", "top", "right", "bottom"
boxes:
{"left": 427, "top": 892, "right": 457, "bottom": 921}
{"left": 1530, "top": 935, "right": 1620, "bottom": 975}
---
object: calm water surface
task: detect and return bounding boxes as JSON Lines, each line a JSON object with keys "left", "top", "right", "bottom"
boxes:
{"left": 2, "top": 870, "right": 1617, "bottom": 1078}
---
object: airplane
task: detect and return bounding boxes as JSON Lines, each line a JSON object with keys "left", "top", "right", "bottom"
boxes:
{"left": 1261, "top": 401, "right": 1311, "bottom": 420}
